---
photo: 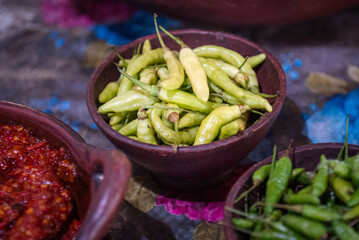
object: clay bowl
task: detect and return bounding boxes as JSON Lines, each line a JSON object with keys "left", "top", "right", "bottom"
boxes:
{"left": 0, "top": 101, "right": 131, "bottom": 240}
{"left": 87, "top": 29, "right": 286, "bottom": 190}
{"left": 223, "top": 143, "right": 359, "bottom": 240}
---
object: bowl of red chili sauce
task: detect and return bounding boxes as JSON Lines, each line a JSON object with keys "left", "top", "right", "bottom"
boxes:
{"left": 0, "top": 101, "right": 131, "bottom": 240}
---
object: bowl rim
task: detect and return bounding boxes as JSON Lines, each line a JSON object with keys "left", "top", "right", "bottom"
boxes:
{"left": 223, "top": 142, "right": 359, "bottom": 240}
{"left": 87, "top": 28, "right": 287, "bottom": 153}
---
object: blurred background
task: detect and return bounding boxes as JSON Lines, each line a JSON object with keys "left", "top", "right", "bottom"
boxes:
{"left": 0, "top": 0, "right": 359, "bottom": 239}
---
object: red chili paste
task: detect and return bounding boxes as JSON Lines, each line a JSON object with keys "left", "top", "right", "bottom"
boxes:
{"left": 0, "top": 123, "right": 80, "bottom": 239}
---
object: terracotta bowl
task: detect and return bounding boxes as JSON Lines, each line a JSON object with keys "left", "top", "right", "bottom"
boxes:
{"left": 86, "top": 29, "right": 286, "bottom": 190}
{"left": 0, "top": 101, "right": 132, "bottom": 240}
{"left": 223, "top": 143, "right": 359, "bottom": 240}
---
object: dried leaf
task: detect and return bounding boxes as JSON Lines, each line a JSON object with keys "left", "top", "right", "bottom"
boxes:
{"left": 347, "top": 65, "right": 359, "bottom": 83}
{"left": 305, "top": 71, "right": 355, "bottom": 95}
{"left": 193, "top": 222, "right": 225, "bottom": 240}
{"left": 124, "top": 176, "right": 157, "bottom": 213}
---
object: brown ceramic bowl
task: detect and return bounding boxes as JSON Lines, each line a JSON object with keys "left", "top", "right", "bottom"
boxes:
{"left": 121, "top": 0, "right": 359, "bottom": 26}
{"left": 223, "top": 143, "right": 359, "bottom": 240}
{"left": 0, "top": 101, "right": 131, "bottom": 240}
{"left": 87, "top": 29, "right": 286, "bottom": 190}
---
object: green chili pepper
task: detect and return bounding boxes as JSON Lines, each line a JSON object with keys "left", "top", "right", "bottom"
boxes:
{"left": 156, "top": 67, "right": 169, "bottom": 81}
{"left": 109, "top": 112, "right": 127, "bottom": 126}
{"left": 219, "top": 110, "right": 250, "bottom": 140}
{"left": 160, "top": 26, "right": 210, "bottom": 102}
{"left": 98, "top": 89, "right": 158, "bottom": 114}
{"left": 265, "top": 155, "right": 292, "bottom": 215}
{"left": 274, "top": 203, "right": 340, "bottom": 222}
{"left": 118, "top": 119, "right": 138, "bottom": 136}
{"left": 297, "top": 171, "right": 316, "bottom": 185}
{"left": 139, "top": 68, "right": 158, "bottom": 86}
{"left": 200, "top": 59, "right": 272, "bottom": 112}
{"left": 329, "top": 160, "right": 351, "bottom": 179}
{"left": 154, "top": 15, "right": 184, "bottom": 90}
{"left": 149, "top": 108, "right": 198, "bottom": 145}
{"left": 348, "top": 189, "right": 359, "bottom": 207}
{"left": 232, "top": 218, "right": 255, "bottom": 229}
{"left": 330, "top": 175, "right": 355, "bottom": 204}
{"left": 194, "top": 105, "right": 250, "bottom": 145}
{"left": 343, "top": 205, "right": 359, "bottom": 222}
{"left": 178, "top": 112, "right": 207, "bottom": 129}
{"left": 235, "top": 164, "right": 271, "bottom": 203}
{"left": 208, "top": 95, "right": 224, "bottom": 103}
{"left": 117, "top": 68, "right": 223, "bottom": 114}
{"left": 137, "top": 109, "right": 157, "bottom": 145}
{"left": 281, "top": 214, "right": 327, "bottom": 239}
{"left": 247, "top": 53, "right": 266, "bottom": 68}
{"left": 208, "top": 81, "right": 241, "bottom": 105}
{"left": 332, "top": 220, "right": 359, "bottom": 240}
{"left": 311, "top": 155, "right": 329, "bottom": 197}
{"left": 204, "top": 58, "right": 248, "bottom": 89}
{"left": 117, "top": 48, "right": 164, "bottom": 96}
{"left": 142, "top": 39, "right": 152, "bottom": 54}
{"left": 193, "top": 45, "right": 259, "bottom": 93}
{"left": 161, "top": 103, "right": 180, "bottom": 129}
{"left": 283, "top": 189, "right": 321, "bottom": 205}
{"left": 98, "top": 81, "right": 119, "bottom": 103}
{"left": 111, "top": 123, "right": 124, "bottom": 131}
{"left": 351, "top": 157, "right": 359, "bottom": 187}
{"left": 289, "top": 168, "right": 305, "bottom": 182}
{"left": 296, "top": 186, "right": 313, "bottom": 195}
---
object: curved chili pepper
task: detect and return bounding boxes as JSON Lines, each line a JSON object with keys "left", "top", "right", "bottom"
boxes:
{"left": 332, "top": 220, "right": 359, "bottom": 240}
{"left": 178, "top": 112, "right": 207, "bottom": 129}
{"left": 137, "top": 109, "right": 157, "bottom": 145}
{"left": 330, "top": 175, "right": 355, "bottom": 204}
{"left": 342, "top": 205, "right": 359, "bottom": 222}
{"left": 111, "top": 123, "right": 124, "bottom": 131}
{"left": 118, "top": 119, "right": 138, "bottom": 136}
{"left": 149, "top": 108, "right": 198, "bottom": 145}
{"left": 200, "top": 59, "right": 272, "bottom": 112}
{"left": 208, "top": 81, "right": 240, "bottom": 105}
{"left": 139, "top": 68, "right": 158, "bottom": 86}
{"left": 275, "top": 204, "right": 341, "bottom": 222}
{"left": 297, "top": 171, "right": 316, "bottom": 185}
{"left": 156, "top": 67, "right": 169, "bottom": 81}
{"left": 193, "top": 45, "right": 259, "bottom": 93}
{"left": 161, "top": 103, "right": 180, "bottom": 129}
{"left": 109, "top": 112, "right": 127, "bottom": 126}
{"left": 118, "top": 68, "right": 223, "bottom": 114}
{"left": 117, "top": 48, "right": 165, "bottom": 96}
{"left": 247, "top": 53, "right": 266, "bottom": 68}
{"left": 154, "top": 16, "right": 184, "bottom": 91}
{"left": 265, "top": 155, "right": 292, "bottom": 215}
{"left": 142, "top": 39, "right": 152, "bottom": 54}
{"left": 348, "top": 189, "right": 359, "bottom": 207}
{"left": 98, "top": 82, "right": 119, "bottom": 104}
{"left": 219, "top": 110, "right": 250, "bottom": 140}
{"left": 281, "top": 214, "right": 327, "bottom": 240}
{"left": 289, "top": 168, "right": 305, "bottom": 182}
{"left": 311, "top": 155, "right": 329, "bottom": 197}
{"left": 98, "top": 89, "right": 158, "bottom": 114}
{"left": 193, "top": 105, "right": 250, "bottom": 145}
{"left": 328, "top": 160, "right": 351, "bottom": 179}
{"left": 159, "top": 26, "right": 209, "bottom": 102}
{"left": 204, "top": 58, "right": 248, "bottom": 89}
{"left": 283, "top": 189, "right": 320, "bottom": 205}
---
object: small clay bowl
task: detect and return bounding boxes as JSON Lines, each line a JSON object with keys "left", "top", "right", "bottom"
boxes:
{"left": 223, "top": 143, "right": 359, "bottom": 240}
{"left": 0, "top": 101, "right": 132, "bottom": 240}
{"left": 87, "top": 29, "right": 286, "bottom": 190}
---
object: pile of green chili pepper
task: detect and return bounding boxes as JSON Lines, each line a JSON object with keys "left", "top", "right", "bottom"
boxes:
{"left": 97, "top": 15, "right": 273, "bottom": 147}
{"left": 226, "top": 133, "right": 359, "bottom": 240}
